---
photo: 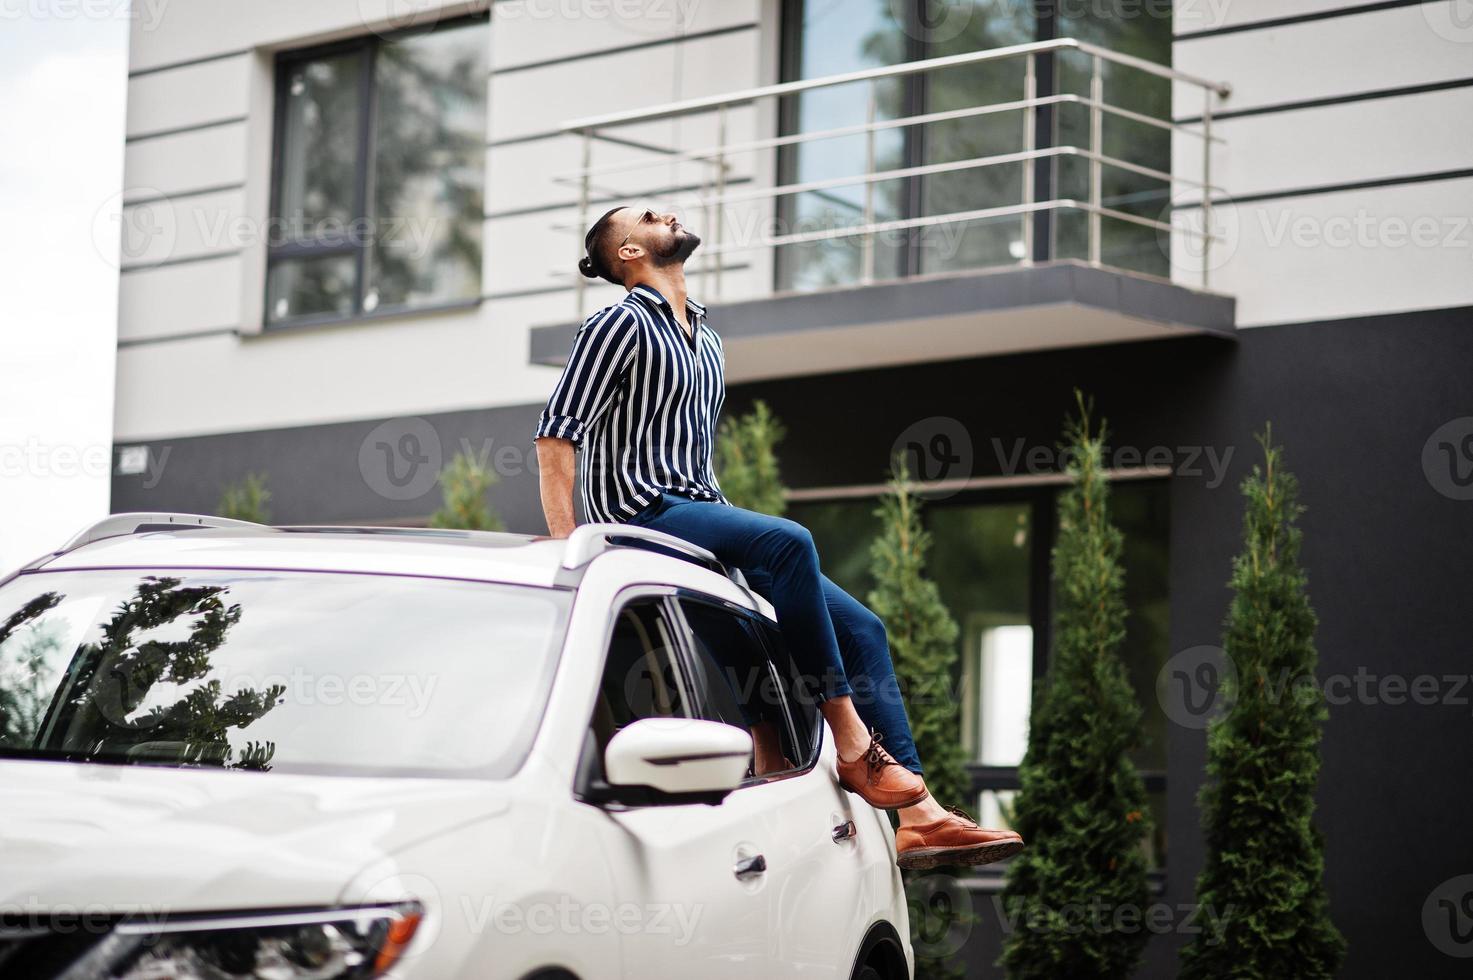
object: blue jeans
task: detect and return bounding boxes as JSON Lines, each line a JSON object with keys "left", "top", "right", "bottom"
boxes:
{"left": 624, "top": 490, "right": 922, "bottom": 775}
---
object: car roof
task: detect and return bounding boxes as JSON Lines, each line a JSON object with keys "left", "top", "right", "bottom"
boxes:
{"left": 36, "top": 525, "right": 572, "bottom": 588}
{"left": 28, "top": 521, "right": 775, "bottom": 621}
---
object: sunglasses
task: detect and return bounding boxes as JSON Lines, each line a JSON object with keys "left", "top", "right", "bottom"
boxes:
{"left": 616, "top": 207, "right": 661, "bottom": 251}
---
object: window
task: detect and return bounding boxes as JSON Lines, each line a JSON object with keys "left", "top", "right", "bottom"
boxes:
{"left": 591, "top": 597, "right": 689, "bottom": 742}
{"left": 0, "top": 568, "right": 571, "bottom": 779}
{"left": 776, "top": 0, "right": 1172, "bottom": 290}
{"left": 787, "top": 478, "right": 1170, "bottom": 870}
{"left": 266, "top": 14, "right": 488, "bottom": 328}
{"left": 676, "top": 596, "right": 820, "bottom": 778}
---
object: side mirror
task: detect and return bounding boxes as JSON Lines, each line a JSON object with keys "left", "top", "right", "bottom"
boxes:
{"left": 602, "top": 718, "right": 753, "bottom": 807}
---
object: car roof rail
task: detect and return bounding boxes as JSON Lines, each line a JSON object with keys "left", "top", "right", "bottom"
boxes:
{"left": 56, "top": 512, "right": 268, "bottom": 554}
{"left": 561, "top": 522, "right": 758, "bottom": 593}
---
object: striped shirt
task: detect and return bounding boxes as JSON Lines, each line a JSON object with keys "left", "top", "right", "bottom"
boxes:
{"left": 534, "top": 283, "right": 732, "bottom": 524}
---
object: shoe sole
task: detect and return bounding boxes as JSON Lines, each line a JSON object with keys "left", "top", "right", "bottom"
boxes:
{"left": 896, "top": 837, "right": 1025, "bottom": 871}
{"left": 838, "top": 780, "right": 930, "bottom": 811}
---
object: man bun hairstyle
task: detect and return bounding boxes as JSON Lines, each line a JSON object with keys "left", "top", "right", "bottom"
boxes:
{"left": 580, "top": 205, "right": 629, "bottom": 287}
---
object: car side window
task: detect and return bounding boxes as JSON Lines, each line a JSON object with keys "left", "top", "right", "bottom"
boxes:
{"left": 587, "top": 597, "right": 689, "bottom": 766}
{"left": 748, "top": 616, "right": 820, "bottom": 764}
{"left": 675, "top": 596, "right": 815, "bottom": 778}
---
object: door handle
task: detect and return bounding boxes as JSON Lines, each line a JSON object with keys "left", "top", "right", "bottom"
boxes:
{"left": 733, "top": 854, "right": 767, "bottom": 880}
{"left": 832, "top": 820, "right": 857, "bottom": 843}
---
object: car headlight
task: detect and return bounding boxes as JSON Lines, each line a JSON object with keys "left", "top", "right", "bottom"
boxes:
{"left": 61, "top": 903, "right": 423, "bottom": 980}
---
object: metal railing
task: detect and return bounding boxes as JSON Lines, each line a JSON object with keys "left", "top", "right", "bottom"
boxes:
{"left": 554, "top": 37, "right": 1231, "bottom": 319}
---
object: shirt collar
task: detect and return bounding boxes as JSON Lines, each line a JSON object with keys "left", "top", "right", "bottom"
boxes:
{"left": 630, "top": 283, "right": 705, "bottom": 321}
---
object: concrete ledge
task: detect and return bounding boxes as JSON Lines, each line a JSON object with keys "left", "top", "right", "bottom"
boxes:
{"left": 529, "top": 261, "right": 1236, "bottom": 382}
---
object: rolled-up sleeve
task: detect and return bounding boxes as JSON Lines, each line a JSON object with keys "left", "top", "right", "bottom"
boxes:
{"left": 533, "top": 304, "right": 639, "bottom": 449}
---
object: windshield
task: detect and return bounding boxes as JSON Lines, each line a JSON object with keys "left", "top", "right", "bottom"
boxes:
{"left": 0, "top": 568, "right": 571, "bottom": 779}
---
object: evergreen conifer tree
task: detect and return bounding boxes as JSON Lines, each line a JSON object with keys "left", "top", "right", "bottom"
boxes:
{"left": 1179, "top": 428, "right": 1345, "bottom": 978}
{"left": 430, "top": 450, "right": 504, "bottom": 531}
{"left": 1000, "top": 393, "right": 1152, "bottom": 979}
{"left": 714, "top": 399, "right": 788, "bottom": 515}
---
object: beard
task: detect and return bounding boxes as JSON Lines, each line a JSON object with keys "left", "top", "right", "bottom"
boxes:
{"left": 652, "top": 227, "right": 701, "bottom": 267}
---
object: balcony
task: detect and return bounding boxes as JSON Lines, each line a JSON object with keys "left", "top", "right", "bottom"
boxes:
{"left": 528, "top": 38, "right": 1234, "bottom": 382}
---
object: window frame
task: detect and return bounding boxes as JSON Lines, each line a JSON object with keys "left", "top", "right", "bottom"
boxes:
{"left": 263, "top": 10, "right": 489, "bottom": 331}
{"left": 669, "top": 590, "right": 823, "bottom": 785}
{"left": 573, "top": 587, "right": 700, "bottom": 805}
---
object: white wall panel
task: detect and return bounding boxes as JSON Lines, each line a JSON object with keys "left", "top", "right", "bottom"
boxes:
{"left": 125, "top": 55, "right": 251, "bottom": 137}
{"left": 1174, "top": 0, "right": 1404, "bottom": 35}
{"left": 1174, "top": 2, "right": 1472, "bottom": 115}
{"left": 118, "top": 255, "right": 244, "bottom": 342}
{"left": 490, "top": 0, "right": 758, "bottom": 71}
{"left": 117, "top": 188, "right": 247, "bottom": 269}
{"left": 1174, "top": 86, "right": 1473, "bottom": 204}
{"left": 1174, "top": 177, "right": 1473, "bottom": 326}
{"left": 113, "top": 294, "right": 574, "bottom": 441}
{"left": 122, "top": 122, "right": 247, "bottom": 202}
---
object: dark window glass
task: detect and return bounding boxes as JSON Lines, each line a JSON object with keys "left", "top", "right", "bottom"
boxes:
{"left": 590, "top": 600, "right": 688, "bottom": 742}
{"left": 778, "top": 0, "right": 1172, "bottom": 286}
{"left": 0, "top": 569, "right": 570, "bottom": 779}
{"left": 266, "top": 15, "right": 487, "bottom": 327}
{"left": 678, "top": 598, "right": 817, "bottom": 775}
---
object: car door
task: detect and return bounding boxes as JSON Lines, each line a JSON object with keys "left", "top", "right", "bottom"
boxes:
{"left": 580, "top": 589, "right": 776, "bottom": 978}
{"left": 672, "top": 593, "right": 882, "bottom": 976}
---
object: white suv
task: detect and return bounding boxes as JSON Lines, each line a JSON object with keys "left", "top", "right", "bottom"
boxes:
{"left": 0, "top": 513, "right": 913, "bottom": 979}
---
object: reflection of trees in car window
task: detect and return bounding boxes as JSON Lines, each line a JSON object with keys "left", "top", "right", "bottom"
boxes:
{"left": 0, "top": 591, "right": 65, "bottom": 744}
{"left": 3, "top": 576, "right": 284, "bottom": 771}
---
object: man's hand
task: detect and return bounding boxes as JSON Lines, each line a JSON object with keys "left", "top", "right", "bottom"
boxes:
{"left": 535, "top": 436, "right": 578, "bottom": 538}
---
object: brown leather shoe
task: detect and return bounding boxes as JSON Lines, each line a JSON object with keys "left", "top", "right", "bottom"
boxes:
{"left": 835, "top": 730, "right": 929, "bottom": 810}
{"left": 895, "top": 806, "right": 1025, "bottom": 870}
